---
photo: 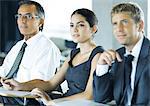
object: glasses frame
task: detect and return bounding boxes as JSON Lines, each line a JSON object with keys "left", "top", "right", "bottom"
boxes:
{"left": 15, "top": 13, "right": 40, "bottom": 20}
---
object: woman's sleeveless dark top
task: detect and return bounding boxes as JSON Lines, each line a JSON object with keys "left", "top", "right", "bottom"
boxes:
{"left": 64, "top": 46, "right": 104, "bottom": 96}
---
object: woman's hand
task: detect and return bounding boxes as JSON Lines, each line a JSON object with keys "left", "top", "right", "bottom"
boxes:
{"left": 31, "top": 88, "right": 55, "bottom": 105}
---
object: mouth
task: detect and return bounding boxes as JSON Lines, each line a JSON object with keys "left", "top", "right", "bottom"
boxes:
{"left": 117, "top": 33, "right": 126, "bottom": 37}
{"left": 116, "top": 34, "right": 127, "bottom": 42}
{"left": 72, "top": 34, "right": 80, "bottom": 37}
{"left": 20, "top": 25, "right": 28, "bottom": 29}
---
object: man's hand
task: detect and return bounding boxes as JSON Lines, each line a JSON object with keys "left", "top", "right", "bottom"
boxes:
{"left": 1, "top": 78, "right": 20, "bottom": 90}
{"left": 98, "top": 49, "right": 122, "bottom": 66}
{"left": 1, "top": 78, "right": 12, "bottom": 90}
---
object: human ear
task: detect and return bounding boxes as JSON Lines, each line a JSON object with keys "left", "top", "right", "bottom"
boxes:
{"left": 39, "top": 18, "right": 44, "bottom": 31}
{"left": 92, "top": 25, "right": 98, "bottom": 34}
{"left": 137, "top": 20, "right": 144, "bottom": 32}
{"left": 39, "top": 18, "right": 44, "bottom": 27}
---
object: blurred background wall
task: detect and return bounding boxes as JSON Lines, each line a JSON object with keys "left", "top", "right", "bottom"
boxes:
{"left": 0, "top": 0, "right": 149, "bottom": 54}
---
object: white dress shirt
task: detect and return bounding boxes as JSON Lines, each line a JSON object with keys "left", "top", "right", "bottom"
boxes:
{"left": 96, "top": 35, "right": 144, "bottom": 105}
{"left": 0, "top": 32, "right": 61, "bottom": 82}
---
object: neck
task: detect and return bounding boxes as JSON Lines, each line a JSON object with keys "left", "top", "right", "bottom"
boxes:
{"left": 24, "top": 31, "right": 39, "bottom": 41}
{"left": 125, "top": 33, "right": 142, "bottom": 52}
{"left": 79, "top": 41, "right": 96, "bottom": 55}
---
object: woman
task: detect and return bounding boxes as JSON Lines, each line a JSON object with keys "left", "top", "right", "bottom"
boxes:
{"left": 31, "top": 8, "right": 104, "bottom": 105}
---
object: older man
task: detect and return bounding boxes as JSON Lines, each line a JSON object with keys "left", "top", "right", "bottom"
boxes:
{"left": 0, "top": 0, "right": 60, "bottom": 105}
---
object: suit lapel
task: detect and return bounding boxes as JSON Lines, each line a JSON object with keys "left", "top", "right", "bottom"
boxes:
{"left": 118, "top": 61, "right": 126, "bottom": 103}
{"left": 134, "top": 37, "right": 150, "bottom": 87}
{"left": 115, "top": 47, "right": 126, "bottom": 104}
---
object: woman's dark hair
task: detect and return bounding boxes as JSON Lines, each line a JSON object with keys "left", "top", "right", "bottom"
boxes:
{"left": 71, "top": 8, "right": 98, "bottom": 27}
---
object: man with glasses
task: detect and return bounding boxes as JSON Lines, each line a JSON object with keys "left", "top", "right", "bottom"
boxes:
{"left": 0, "top": 0, "right": 60, "bottom": 105}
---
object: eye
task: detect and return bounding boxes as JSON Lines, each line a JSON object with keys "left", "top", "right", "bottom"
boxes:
{"left": 112, "top": 22, "right": 117, "bottom": 26}
{"left": 15, "top": 14, "right": 21, "bottom": 19}
{"left": 122, "top": 19, "right": 128, "bottom": 24}
{"left": 79, "top": 24, "right": 85, "bottom": 27}
{"left": 25, "top": 14, "right": 33, "bottom": 20}
{"left": 70, "top": 24, "right": 74, "bottom": 27}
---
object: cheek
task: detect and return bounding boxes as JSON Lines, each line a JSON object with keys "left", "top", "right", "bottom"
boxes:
{"left": 70, "top": 28, "right": 73, "bottom": 34}
{"left": 126, "top": 26, "right": 136, "bottom": 36}
{"left": 112, "top": 27, "right": 117, "bottom": 33}
{"left": 30, "top": 22, "right": 39, "bottom": 29}
{"left": 112, "top": 28, "right": 116, "bottom": 35}
{"left": 82, "top": 28, "right": 91, "bottom": 34}
{"left": 17, "top": 21, "right": 22, "bottom": 27}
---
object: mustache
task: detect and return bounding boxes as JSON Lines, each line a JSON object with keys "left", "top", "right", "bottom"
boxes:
{"left": 19, "top": 25, "right": 28, "bottom": 28}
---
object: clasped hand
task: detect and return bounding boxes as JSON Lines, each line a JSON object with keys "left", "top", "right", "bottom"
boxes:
{"left": 98, "top": 49, "right": 122, "bottom": 66}
{"left": 0, "top": 78, "right": 20, "bottom": 90}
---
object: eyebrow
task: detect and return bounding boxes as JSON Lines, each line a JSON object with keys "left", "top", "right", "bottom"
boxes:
{"left": 70, "top": 21, "right": 85, "bottom": 24}
{"left": 17, "top": 13, "right": 32, "bottom": 15}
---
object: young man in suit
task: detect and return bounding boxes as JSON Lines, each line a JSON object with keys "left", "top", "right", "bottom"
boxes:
{"left": 93, "top": 2, "right": 150, "bottom": 105}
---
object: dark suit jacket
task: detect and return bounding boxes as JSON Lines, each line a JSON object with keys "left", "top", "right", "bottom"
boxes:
{"left": 93, "top": 37, "right": 150, "bottom": 105}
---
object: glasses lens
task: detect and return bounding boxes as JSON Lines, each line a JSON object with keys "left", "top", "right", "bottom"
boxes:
{"left": 25, "top": 14, "right": 32, "bottom": 20}
{"left": 15, "top": 14, "right": 20, "bottom": 19}
{"left": 14, "top": 14, "right": 39, "bottom": 20}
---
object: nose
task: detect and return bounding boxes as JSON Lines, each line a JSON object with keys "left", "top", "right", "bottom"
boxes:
{"left": 116, "top": 23, "right": 123, "bottom": 32}
{"left": 73, "top": 25, "right": 78, "bottom": 32}
{"left": 18, "top": 16, "right": 27, "bottom": 23}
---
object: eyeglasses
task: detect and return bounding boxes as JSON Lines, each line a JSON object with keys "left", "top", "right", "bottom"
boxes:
{"left": 15, "top": 13, "right": 40, "bottom": 20}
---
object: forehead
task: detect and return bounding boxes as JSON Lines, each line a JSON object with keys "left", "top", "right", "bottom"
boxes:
{"left": 112, "top": 12, "right": 132, "bottom": 21}
{"left": 71, "top": 14, "right": 86, "bottom": 22}
{"left": 18, "top": 4, "right": 37, "bottom": 14}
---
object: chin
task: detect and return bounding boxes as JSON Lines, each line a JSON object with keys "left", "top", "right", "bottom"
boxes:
{"left": 72, "top": 39, "right": 78, "bottom": 43}
{"left": 117, "top": 39, "right": 126, "bottom": 45}
{"left": 119, "top": 42, "right": 127, "bottom": 46}
{"left": 20, "top": 32, "right": 30, "bottom": 36}
{"left": 73, "top": 41, "right": 78, "bottom": 43}
{"left": 20, "top": 32, "right": 27, "bottom": 35}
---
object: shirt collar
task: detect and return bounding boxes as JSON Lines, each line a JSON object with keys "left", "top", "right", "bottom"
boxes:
{"left": 125, "top": 35, "right": 144, "bottom": 61}
{"left": 23, "top": 32, "right": 43, "bottom": 46}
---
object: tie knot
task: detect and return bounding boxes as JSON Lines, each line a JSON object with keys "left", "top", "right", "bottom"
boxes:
{"left": 125, "top": 55, "right": 134, "bottom": 63}
{"left": 20, "top": 42, "right": 27, "bottom": 51}
{"left": 22, "top": 42, "right": 27, "bottom": 48}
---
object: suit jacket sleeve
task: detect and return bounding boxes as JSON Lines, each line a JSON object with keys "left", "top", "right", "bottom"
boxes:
{"left": 93, "top": 70, "right": 114, "bottom": 103}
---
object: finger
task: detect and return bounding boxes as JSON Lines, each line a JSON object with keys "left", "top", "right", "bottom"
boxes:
{"left": 103, "top": 51, "right": 114, "bottom": 65}
{"left": 3, "top": 79, "right": 10, "bottom": 83}
{"left": 31, "top": 89, "right": 42, "bottom": 97}
{"left": 115, "top": 52, "right": 122, "bottom": 62}
{"left": 98, "top": 52, "right": 111, "bottom": 65}
{"left": 1, "top": 77, "right": 6, "bottom": 83}
{"left": 107, "top": 49, "right": 116, "bottom": 61}
{"left": 47, "top": 101, "right": 56, "bottom": 106}
{"left": 3, "top": 83, "right": 12, "bottom": 90}
{"left": 31, "top": 88, "right": 41, "bottom": 94}
{"left": 107, "top": 50, "right": 122, "bottom": 63}
{"left": 103, "top": 54, "right": 112, "bottom": 66}
{"left": 0, "top": 78, "right": 13, "bottom": 90}
{"left": 1, "top": 78, "right": 4, "bottom": 84}
{"left": 1, "top": 78, "right": 7, "bottom": 86}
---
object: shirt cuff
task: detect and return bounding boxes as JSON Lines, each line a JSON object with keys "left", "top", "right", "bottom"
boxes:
{"left": 96, "top": 64, "right": 109, "bottom": 76}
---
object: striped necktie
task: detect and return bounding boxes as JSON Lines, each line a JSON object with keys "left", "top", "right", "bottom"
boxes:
{"left": 6, "top": 42, "right": 27, "bottom": 79}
